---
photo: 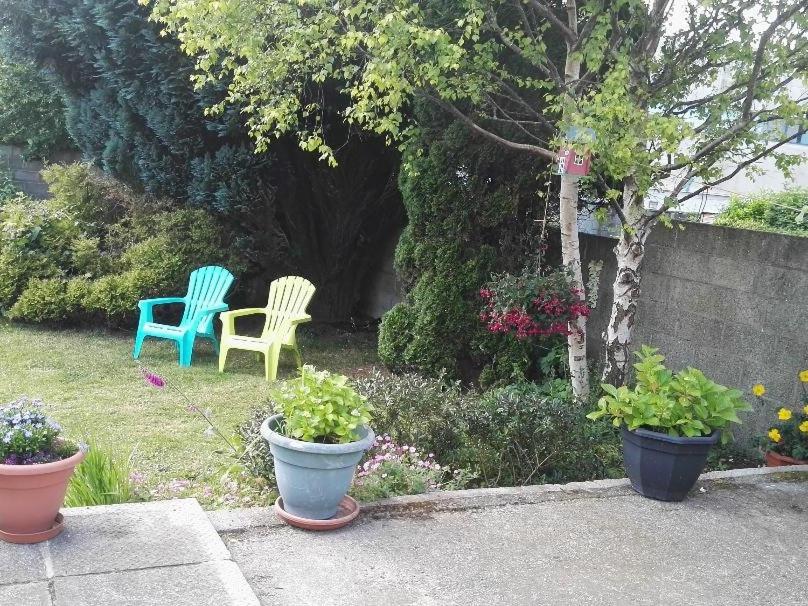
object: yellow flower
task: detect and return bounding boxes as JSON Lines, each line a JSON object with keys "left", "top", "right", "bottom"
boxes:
{"left": 800, "top": 370, "right": 808, "bottom": 383}
{"left": 800, "top": 421, "right": 808, "bottom": 434}
{"left": 752, "top": 384, "right": 766, "bottom": 397}
{"left": 804, "top": 404, "right": 808, "bottom": 416}
{"left": 777, "top": 408, "right": 793, "bottom": 421}
{"left": 768, "top": 428, "right": 782, "bottom": 443}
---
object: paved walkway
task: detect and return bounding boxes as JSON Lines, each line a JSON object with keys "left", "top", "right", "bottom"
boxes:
{"left": 1, "top": 467, "right": 806, "bottom": 605}
{"left": 0, "top": 500, "right": 258, "bottom": 606}
{"left": 216, "top": 467, "right": 808, "bottom": 606}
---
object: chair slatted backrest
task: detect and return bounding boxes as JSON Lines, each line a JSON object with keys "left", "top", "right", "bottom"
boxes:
{"left": 181, "top": 266, "right": 235, "bottom": 331}
{"left": 262, "top": 276, "right": 315, "bottom": 338}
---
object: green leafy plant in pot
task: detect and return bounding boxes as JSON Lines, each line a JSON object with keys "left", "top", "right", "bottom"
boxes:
{"left": 587, "top": 346, "right": 750, "bottom": 501}
{"left": 261, "top": 366, "right": 375, "bottom": 521}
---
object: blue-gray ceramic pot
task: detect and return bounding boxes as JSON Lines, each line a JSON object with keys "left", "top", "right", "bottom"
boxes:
{"left": 261, "top": 414, "right": 375, "bottom": 520}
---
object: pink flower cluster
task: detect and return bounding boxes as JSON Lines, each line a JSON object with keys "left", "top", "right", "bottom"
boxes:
{"left": 480, "top": 287, "right": 590, "bottom": 340}
{"left": 356, "top": 434, "right": 445, "bottom": 479}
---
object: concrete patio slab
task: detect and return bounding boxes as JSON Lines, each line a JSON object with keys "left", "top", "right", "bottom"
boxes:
{"left": 50, "top": 499, "right": 230, "bottom": 576}
{"left": 53, "top": 561, "right": 258, "bottom": 606}
{"left": 0, "top": 582, "right": 50, "bottom": 606}
{"left": 0, "top": 543, "right": 44, "bottom": 585}
{"left": 0, "top": 499, "right": 259, "bottom": 606}
{"left": 219, "top": 466, "right": 808, "bottom": 606}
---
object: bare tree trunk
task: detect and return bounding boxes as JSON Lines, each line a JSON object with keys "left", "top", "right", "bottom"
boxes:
{"left": 559, "top": 171, "right": 589, "bottom": 400}
{"left": 602, "top": 181, "right": 650, "bottom": 385}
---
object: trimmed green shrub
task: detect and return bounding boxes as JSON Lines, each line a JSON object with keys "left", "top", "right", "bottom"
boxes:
{"left": 379, "top": 108, "right": 560, "bottom": 385}
{"left": 239, "top": 369, "right": 623, "bottom": 492}
{"left": 1, "top": 163, "right": 239, "bottom": 324}
{"left": 9, "top": 279, "right": 73, "bottom": 323}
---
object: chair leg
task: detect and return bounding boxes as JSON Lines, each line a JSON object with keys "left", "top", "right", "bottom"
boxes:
{"left": 265, "top": 344, "right": 281, "bottom": 382}
{"left": 288, "top": 332, "right": 304, "bottom": 367}
{"left": 178, "top": 336, "right": 195, "bottom": 368}
{"left": 133, "top": 331, "right": 146, "bottom": 360}
{"left": 218, "top": 346, "right": 229, "bottom": 373}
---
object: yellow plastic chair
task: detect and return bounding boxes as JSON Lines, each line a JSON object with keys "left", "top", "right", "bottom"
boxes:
{"left": 218, "top": 276, "right": 315, "bottom": 381}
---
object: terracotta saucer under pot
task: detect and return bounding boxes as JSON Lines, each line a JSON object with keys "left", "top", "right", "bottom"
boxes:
{"left": 0, "top": 513, "right": 64, "bottom": 545}
{"left": 275, "top": 496, "right": 359, "bottom": 531}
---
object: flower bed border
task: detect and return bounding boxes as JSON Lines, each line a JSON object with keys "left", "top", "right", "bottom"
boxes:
{"left": 209, "top": 464, "right": 808, "bottom": 533}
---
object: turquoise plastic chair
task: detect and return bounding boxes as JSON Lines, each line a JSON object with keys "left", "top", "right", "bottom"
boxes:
{"left": 133, "top": 266, "right": 235, "bottom": 367}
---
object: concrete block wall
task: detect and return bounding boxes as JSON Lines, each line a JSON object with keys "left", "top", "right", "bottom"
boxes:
{"left": 582, "top": 222, "right": 808, "bottom": 444}
{"left": 0, "top": 144, "right": 81, "bottom": 199}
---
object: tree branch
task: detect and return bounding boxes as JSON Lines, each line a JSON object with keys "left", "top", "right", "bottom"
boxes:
{"left": 527, "top": 0, "right": 577, "bottom": 44}
{"left": 645, "top": 129, "right": 806, "bottom": 223}
{"left": 422, "top": 92, "right": 557, "bottom": 161}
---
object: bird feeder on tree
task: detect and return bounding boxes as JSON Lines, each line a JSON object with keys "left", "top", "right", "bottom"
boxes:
{"left": 556, "top": 126, "right": 594, "bottom": 177}
{"left": 556, "top": 147, "right": 591, "bottom": 176}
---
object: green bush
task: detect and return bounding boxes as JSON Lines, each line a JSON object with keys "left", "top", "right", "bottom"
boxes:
{"left": 239, "top": 370, "right": 623, "bottom": 492}
{"left": 9, "top": 279, "right": 73, "bottom": 323}
{"left": 1, "top": 163, "right": 238, "bottom": 325}
{"left": 237, "top": 406, "right": 277, "bottom": 487}
{"left": 378, "top": 108, "right": 560, "bottom": 385}
{"left": 0, "top": 165, "right": 18, "bottom": 201}
{"left": 714, "top": 189, "right": 808, "bottom": 237}
{"left": 0, "top": 56, "right": 73, "bottom": 158}
{"left": 353, "top": 370, "right": 623, "bottom": 488}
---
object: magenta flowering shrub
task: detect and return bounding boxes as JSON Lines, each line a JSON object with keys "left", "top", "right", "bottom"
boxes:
{"left": 1, "top": 397, "right": 76, "bottom": 465}
{"left": 351, "top": 434, "right": 470, "bottom": 501}
{"left": 480, "top": 269, "right": 590, "bottom": 339}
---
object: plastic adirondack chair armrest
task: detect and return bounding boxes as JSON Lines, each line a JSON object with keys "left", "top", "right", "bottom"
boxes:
{"left": 220, "top": 308, "right": 267, "bottom": 320}
{"left": 138, "top": 297, "right": 186, "bottom": 310}
{"left": 195, "top": 303, "right": 229, "bottom": 316}
{"left": 290, "top": 313, "right": 312, "bottom": 325}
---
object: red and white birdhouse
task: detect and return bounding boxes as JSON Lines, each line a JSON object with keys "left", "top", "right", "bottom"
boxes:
{"left": 556, "top": 147, "right": 591, "bottom": 176}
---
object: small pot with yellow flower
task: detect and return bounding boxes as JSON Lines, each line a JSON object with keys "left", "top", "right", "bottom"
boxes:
{"left": 756, "top": 372, "right": 808, "bottom": 467}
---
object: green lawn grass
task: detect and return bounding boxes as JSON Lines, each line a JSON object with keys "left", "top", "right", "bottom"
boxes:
{"left": 0, "top": 319, "right": 379, "bottom": 507}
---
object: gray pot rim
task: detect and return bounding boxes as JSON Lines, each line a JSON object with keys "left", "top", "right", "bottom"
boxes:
{"left": 260, "top": 414, "right": 375, "bottom": 454}
{"left": 624, "top": 425, "right": 721, "bottom": 445}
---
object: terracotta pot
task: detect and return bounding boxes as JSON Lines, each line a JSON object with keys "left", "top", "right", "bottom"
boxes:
{"left": 765, "top": 450, "right": 808, "bottom": 467}
{"left": 0, "top": 448, "right": 85, "bottom": 544}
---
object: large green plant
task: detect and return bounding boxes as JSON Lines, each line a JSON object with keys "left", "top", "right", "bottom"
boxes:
{"left": 378, "top": 111, "right": 559, "bottom": 385}
{"left": 587, "top": 346, "right": 751, "bottom": 442}
{"left": 353, "top": 370, "right": 623, "bottom": 487}
{"left": 271, "top": 366, "right": 374, "bottom": 444}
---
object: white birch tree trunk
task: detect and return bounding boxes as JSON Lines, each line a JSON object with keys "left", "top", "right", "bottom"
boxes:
{"left": 602, "top": 181, "right": 650, "bottom": 385}
{"left": 559, "top": 10, "right": 588, "bottom": 400}
{"left": 559, "top": 170, "right": 589, "bottom": 400}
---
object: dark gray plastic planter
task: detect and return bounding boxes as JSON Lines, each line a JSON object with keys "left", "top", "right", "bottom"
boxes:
{"left": 261, "top": 414, "right": 375, "bottom": 520}
{"left": 621, "top": 426, "right": 720, "bottom": 502}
